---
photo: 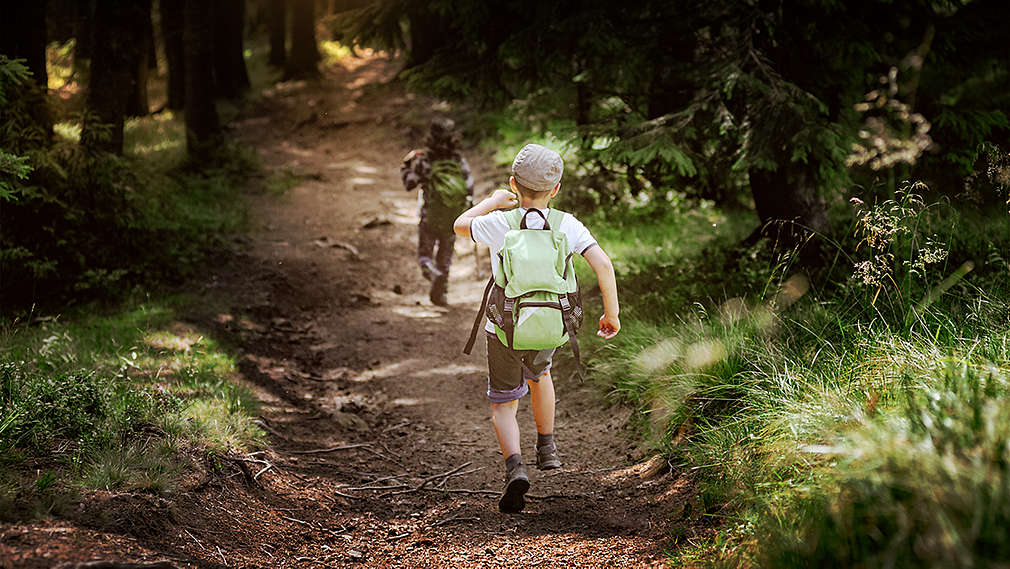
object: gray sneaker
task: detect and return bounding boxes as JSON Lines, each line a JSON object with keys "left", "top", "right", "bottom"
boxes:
{"left": 498, "top": 462, "right": 530, "bottom": 513}
{"left": 535, "top": 442, "right": 561, "bottom": 470}
{"left": 420, "top": 260, "right": 443, "bottom": 282}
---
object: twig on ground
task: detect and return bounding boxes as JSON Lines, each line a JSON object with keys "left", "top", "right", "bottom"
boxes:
{"left": 53, "top": 563, "right": 179, "bottom": 569}
{"left": 183, "top": 528, "right": 207, "bottom": 551}
{"left": 216, "top": 545, "right": 228, "bottom": 566}
{"left": 386, "top": 532, "right": 412, "bottom": 542}
{"left": 221, "top": 457, "right": 257, "bottom": 486}
{"left": 334, "top": 490, "right": 362, "bottom": 500}
{"left": 381, "top": 462, "right": 472, "bottom": 497}
{"left": 381, "top": 420, "right": 411, "bottom": 433}
{"left": 436, "top": 466, "right": 485, "bottom": 488}
{"left": 431, "top": 513, "right": 480, "bottom": 527}
{"left": 254, "top": 463, "right": 274, "bottom": 480}
{"left": 287, "top": 442, "right": 372, "bottom": 455}
{"left": 282, "top": 515, "right": 312, "bottom": 526}
{"left": 339, "top": 483, "right": 409, "bottom": 492}
{"left": 362, "top": 444, "right": 408, "bottom": 469}
{"left": 254, "top": 419, "right": 289, "bottom": 440}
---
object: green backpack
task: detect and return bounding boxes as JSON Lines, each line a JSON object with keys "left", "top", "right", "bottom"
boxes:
{"left": 464, "top": 208, "right": 584, "bottom": 380}
{"left": 426, "top": 159, "right": 469, "bottom": 232}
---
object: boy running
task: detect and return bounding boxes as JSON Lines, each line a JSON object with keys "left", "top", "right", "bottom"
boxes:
{"left": 401, "top": 117, "right": 475, "bottom": 306}
{"left": 453, "top": 144, "right": 621, "bottom": 513}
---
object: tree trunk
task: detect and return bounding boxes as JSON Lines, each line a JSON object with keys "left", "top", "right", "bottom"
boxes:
{"left": 73, "top": 0, "right": 95, "bottom": 77}
{"left": 160, "top": 0, "right": 186, "bottom": 110}
{"left": 0, "top": 0, "right": 49, "bottom": 90}
{"left": 183, "top": 0, "right": 222, "bottom": 161}
{"left": 748, "top": 163, "right": 831, "bottom": 264}
{"left": 126, "top": 0, "right": 153, "bottom": 117}
{"left": 404, "top": 3, "right": 446, "bottom": 69}
{"left": 213, "top": 0, "right": 251, "bottom": 98}
{"left": 267, "top": 0, "right": 286, "bottom": 67}
{"left": 82, "top": 0, "right": 145, "bottom": 154}
{"left": 284, "top": 0, "right": 319, "bottom": 79}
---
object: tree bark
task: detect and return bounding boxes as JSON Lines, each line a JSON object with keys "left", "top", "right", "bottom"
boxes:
{"left": 183, "top": 0, "right": 222, "bottom": 161}
{"left": 284, "top": 0, "right": 320, "bottom": 79}
{"left": 160, "top": 0, "right": 186, "bottom": 110}
{"left": 748, "top": 162, "right": 831, "bottom": 264}
{"left": 213, "top": 0, "right": 251, "bottom": 98}
{"left": 73, "top": 0, "right": 95, "bottom": 77}
{"left": 82, "top": 0, "right": 145, "bottom": 154}
{"left": 404, "top": 3, "right": 446, "bottom": 69}
{"left": 267, "top": 0, "right": 286, "bottom": 67}
{"left": 126, "top": 0, "right": 153, "bottom": 116}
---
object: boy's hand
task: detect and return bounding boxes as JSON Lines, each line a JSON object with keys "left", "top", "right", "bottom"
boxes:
{"left": 597, "top": 313, "right": 620, "bottom": 339}
{"left": 488, "top": 189, "right": 518, "bottom": 210}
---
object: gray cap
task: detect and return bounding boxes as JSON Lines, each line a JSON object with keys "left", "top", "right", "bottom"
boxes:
{"left": 512, "top": 144, "right": 563, "bottom": 191}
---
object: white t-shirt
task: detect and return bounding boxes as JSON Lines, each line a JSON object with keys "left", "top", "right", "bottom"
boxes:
{"left": 471, "top": 207, "right": 597, "bottom": 333}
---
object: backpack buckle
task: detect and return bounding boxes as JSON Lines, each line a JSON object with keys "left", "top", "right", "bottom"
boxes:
{"left": 558, "top": 295, "right": 571, "bottom": 311}
{"left": 504, "top": 298, "right": 515, "bottom": 313}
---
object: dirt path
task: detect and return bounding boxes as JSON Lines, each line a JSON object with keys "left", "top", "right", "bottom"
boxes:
{"left": 2, "top": 54, "right": 693, "bottom": 569}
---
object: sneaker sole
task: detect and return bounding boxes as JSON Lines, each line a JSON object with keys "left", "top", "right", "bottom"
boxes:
{"left": 537, "top": 459, "right": 561, "bottom": 470}
{"left": 498, "top": 476, "right": 530, "bottom": 514}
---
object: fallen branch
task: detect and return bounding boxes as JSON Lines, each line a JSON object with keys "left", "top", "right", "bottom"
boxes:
{"left": 254, "top": 419, "right": 289, "bottom": 440}
{"left": 431, "top": 513, "right": 480, "bottom": 527}
{"left": 386, "top": 532, "right": 412, "bottom": 542}
{"left": 54, "top": 563, "right": 179, "bottom": 569}
{"left": 381, "top": 462, "right": 472, "bottom": 497}
{"left": 362, "top": 444, "right": 408, "bottom": 469}
{"left": 287, "top": 443, "right": 372, "bottom": 455}
{"left": 184, "top": 528, "right": 207, "bottom": 552}
{"left": 436, "top": 466, "right": 485, "bottom": 488}
{"left": 339, "top": 483, "right": 408, "bottom": 492}
{"left": 254, "top": 463, "right": 274, "bottom": 480}
{"left": 281, "top": 515, "right": 312, "bottom": 526}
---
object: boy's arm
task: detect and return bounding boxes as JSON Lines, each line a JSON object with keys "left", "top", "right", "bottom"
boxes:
{"left": 453, "top": 189, "right": 517, "bottom": 239}
{"left": 583, "top": 245, "right": 621, "bottom": 339}
{"left": 460, "top": 157, "right": 475, "bottom": 199}
{"left": 401, "top": 150, "right": 422, "bottom": 191}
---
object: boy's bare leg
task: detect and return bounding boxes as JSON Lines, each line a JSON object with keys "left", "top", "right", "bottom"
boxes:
{"left": 490, "top": 400, "right": 521, "bottom": 458}
{"left": 528, "top": 371, "right": 561, "bottom": 470}
{"left": 491, "top": 399, "right": 529, "bottom": 513}
{"left": 527, "top": 370, "right": 555, "bottom": 435}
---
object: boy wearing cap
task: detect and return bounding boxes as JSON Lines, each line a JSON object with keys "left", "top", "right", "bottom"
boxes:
{"left": 453, "top": 144, "right": 621, "bottom": 513}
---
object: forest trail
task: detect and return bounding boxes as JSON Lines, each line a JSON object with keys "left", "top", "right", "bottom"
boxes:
{"left": 6, "top": 54, "right": 692, "bottom": 569}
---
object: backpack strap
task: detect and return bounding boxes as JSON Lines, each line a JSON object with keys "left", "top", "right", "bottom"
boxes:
{"left": 558, "top": 293, "right": 584, "bottom": 382}
{"left": 546, "top": 209, "right": 565, "bottom": 233}
{"left": 463, "top": 276, "right": 496, "bottom": 355}
{"left": 505, "top": 208, "right": 522, "bottom": 230}
{"left": 520, "top": 208, "right": 550, "bottom": 229}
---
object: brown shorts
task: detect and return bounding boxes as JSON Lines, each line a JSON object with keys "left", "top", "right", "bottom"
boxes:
{"left": 486, "top": 333, "right": 555, "bottom": 403}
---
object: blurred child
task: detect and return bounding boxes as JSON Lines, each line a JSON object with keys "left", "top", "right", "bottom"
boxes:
{"left": 400, "top": 118, "right": 474, "bottom": 306}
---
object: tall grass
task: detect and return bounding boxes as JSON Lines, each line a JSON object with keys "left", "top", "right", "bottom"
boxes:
{"left": 577, "top": 187, "right": 1010, "bottom": 566}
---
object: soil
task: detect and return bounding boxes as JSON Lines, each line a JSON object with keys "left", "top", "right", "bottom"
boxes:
{"left": 0, "top": 53, "right": 704, "bottom": 569}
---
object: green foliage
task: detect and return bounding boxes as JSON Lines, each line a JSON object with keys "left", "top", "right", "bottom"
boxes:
{"left": 572, "top": 184, "right": 1009, "bottom": 566}
{"left": 1, "top": 103, "right": 252, "bottom": 311}
{"left": 756, "top": 365, "right": 1010, "bottom": 569}
{"left": 341, "top": 1, "right": 1010, "bottom": 227}
{"left": 0, "top": 294, "right": 263, "bottom": 505}
{"left": 0, "top": 362, "right": 168, "bottom": 461}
